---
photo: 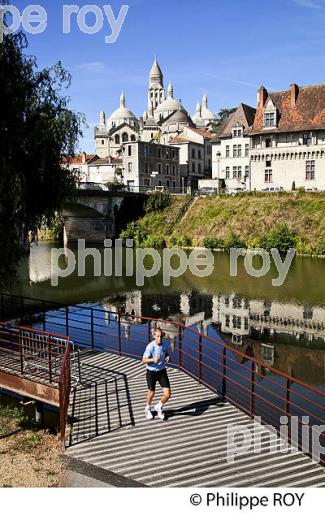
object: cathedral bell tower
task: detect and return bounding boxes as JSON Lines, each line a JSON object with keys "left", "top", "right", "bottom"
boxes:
{"left": 148, "top": 57, "right": 165, "bottom": 113}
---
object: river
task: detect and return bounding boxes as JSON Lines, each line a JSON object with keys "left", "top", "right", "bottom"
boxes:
{"left": 2, "top": 241, "right": 325, "bottom": 390}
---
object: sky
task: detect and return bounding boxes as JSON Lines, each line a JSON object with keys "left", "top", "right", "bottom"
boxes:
{"left": 8, "top": 0, "right": 325, "bottom": 151}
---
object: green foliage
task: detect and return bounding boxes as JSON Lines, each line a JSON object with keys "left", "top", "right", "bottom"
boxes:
{"left": 203, "top": 237, "right": 225, "bottom": 250}
{"left": 142, "top": 234, "right": 166, "bottom": 248}
{"left": 224, "top": 231, "right": 246, "bottom": 251}
{"left": 258, "top": 223, "right": 296, "bottom": 253}
{"left": 144, "top": 192, "right": 171, "bottom": 213}
{"left": 105, "top": 179, "right": 125, "bottom": 191}
{"left": 169, "top": 234, "right": 192, "bottom": 247}
{"left": 208, "top": 107, "right": 237, "bottom": 132}
{"left": 45, "top": 214, "right": 64, "bottom": 240}
{"left": 120, "top": 221, "right": 147, "bottom": 247}
{"left": 0, "top": 30, "right": 83, "bottom": 273}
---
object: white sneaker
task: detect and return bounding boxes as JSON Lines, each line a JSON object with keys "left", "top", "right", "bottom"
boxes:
{"left": 154, "top": 403, "right": 165, "bottom": 420}
{"left": 145, "top": 407, "right": 153, "bottom": 420}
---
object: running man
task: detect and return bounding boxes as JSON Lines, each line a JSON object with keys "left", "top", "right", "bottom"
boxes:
{"left": 141, "top": 327, "right": 171, "bottom": 420}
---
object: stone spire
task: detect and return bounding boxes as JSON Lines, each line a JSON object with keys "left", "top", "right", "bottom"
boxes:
{"left": 149, "top": 57, "right": 163, "bottom": 87}
{"left": 143, "top": 110, "right": 147, "bottom": 121}
{"left": 203, "top": 93, "right": 208, "bottom": 108}
{"left": 168, "top": 81, "right": 173, "bottom": 98}
{"left": 195, "top": 101, "right": 201, "bottom": 115}
{"left": 120, "top": 91, "right": 125, "bottom": 108}
{"left": 99, "top": 110, "right": 106, "bottom": 128}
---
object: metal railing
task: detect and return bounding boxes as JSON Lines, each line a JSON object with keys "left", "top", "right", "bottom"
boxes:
{"left": 0, "top": 320, "right": 71, "bottom": 444}
{"left": 1, "top": 292, "right": 324, "bottom": 463}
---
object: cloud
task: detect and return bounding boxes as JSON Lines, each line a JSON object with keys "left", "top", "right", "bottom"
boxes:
{"left": 292, "top": 0, "right": 322, "bottom": 8}
{"left": 205, "top": 73, "right": 260, "bottom": 89}
{"left": 75, "top": 62, "right": 107, "bottom": 74}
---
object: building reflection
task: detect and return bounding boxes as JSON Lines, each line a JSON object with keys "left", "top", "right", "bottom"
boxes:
{"left": 100, "top": 289, "right": 325, "bottom": 387}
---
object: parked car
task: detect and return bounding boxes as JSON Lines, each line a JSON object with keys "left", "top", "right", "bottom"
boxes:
{"left": 78, "top": 182, "right": 105, "bottom": 191}
{"left": 262, "top": 186, "right": 283, "bottom": 192}
{"left": 229, "top": 187, "right": 245, "bottom": 195}
{"left": 194, "top": 187, "right": 218, "bottom": 196}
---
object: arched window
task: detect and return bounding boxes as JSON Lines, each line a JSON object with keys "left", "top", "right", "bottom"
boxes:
{"left": 122, "top": 132, "right": 128, "bottom": 142}
{"left": 115, "top": 134, "right": 120, "bottom": 144}
{"left": 131, "top": 134, "right": 136, "bottom": 142}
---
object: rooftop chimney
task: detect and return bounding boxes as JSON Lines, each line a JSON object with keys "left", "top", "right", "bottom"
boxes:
{"left": 258, "top": 86, "right": 268, "bottom": 110}
{"left": 82, "top": 152, "right": 87, "bottom": 164}
{"left": 290, "top": 83, "right": 299, "bottom": 108}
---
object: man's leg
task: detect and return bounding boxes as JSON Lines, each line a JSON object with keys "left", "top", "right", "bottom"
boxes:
{"left": 154, "top": 371, "right": 171, "bottom": 419}
{"left": 146, "top": 389, "right": 155, "bottom": 406}
{"left": 160, "top": 387, "right": 171, "bottom": 405}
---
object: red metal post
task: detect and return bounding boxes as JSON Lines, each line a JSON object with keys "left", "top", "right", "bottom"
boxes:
{"left": 178, "top": 326, "right": 183, "bottom": 368}
{"left": 221, "top": 345, "right": 227, "bottom": 400}
{"left": 48, "top": 335, "right": 52, "bottom": 384}
{"left": 19, "top": 330, "right": 23, "bottom": 374}
{"left": 198, "top": 333, "right": 202, "bottom": 383}
{"left": 147, "top": 319, "right": 151, "bottom": 343}
{"left": 285, "top": 377, "right": 290, "bottom": 416}
{"left": 91, "top": 308, "right": 94, "bottom": 349}
{"left": 250, "top": 360, "right": 255, "bottom": 418}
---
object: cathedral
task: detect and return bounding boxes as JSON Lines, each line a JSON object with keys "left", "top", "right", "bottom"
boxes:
{"left": 94, "top": 58, "right": 218, "bottom": 159}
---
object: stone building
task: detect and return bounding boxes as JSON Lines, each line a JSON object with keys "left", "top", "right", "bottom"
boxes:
{"left": 121, "top": 141, "right": 180, "bottom": 191}
{"left": 211, "top": 104, "right": 256, "bottom": 192}
{"left": 250, "top": 83, "right": 325, "bottom": 191}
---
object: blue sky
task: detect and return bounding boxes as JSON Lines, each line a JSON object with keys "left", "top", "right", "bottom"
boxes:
{"left": 11, "top": 0, "right": 325, "bottom": 151}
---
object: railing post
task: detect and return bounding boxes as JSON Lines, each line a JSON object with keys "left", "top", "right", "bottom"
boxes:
{"left": 118, "top": 313, "right": 121, "bottom": 355}
{"left": 250, "top": 360, "right": 255, "bottom": 418}
{"left": 19, "top": 329, "right": 23, "bottom": 375}
{"left": 48, "top": 334, "right": 52, "bottom": 384}
{"left": 285, "top": 377, "right": 290, "bottom": 416}
{"left": 198, "top": 333, "right": 202, "bottom": 383}
{"left": 221, "top": 345, "right": 227, "bottom": 401}
{"left": 91, "top": 308, "right": 94, "bottom": 349}
{"left": 178, "top": 326, "right": 183, "bottom": 368}
{"left": 147, "top": 319, "right": 151, "bottom": 343}
{"left": 65, "top": 306, "right": 69, "bottom": 336}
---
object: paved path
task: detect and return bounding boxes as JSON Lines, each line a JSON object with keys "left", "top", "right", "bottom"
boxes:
{"left": 66, "top": 351, "right": 325, "bottom": 487}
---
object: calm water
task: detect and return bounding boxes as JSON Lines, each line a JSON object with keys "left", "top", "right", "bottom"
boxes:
{"left": 2, "top": 241, "right": 325, "bottom": 389}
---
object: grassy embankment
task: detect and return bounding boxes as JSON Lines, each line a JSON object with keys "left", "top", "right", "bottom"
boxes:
{"left": 0, "top": 403, "right": 65, "bottom": 487}
{"left": 120, "top": 192, "right": 325, "bottom": 255}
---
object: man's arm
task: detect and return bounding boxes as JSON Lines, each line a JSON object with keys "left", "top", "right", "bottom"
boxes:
{"left": 141, "top": 345, "right": 159, "bottom": 364}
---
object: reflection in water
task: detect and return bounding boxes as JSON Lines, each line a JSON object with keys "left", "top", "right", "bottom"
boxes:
{"left": 2, "top": 241, "right": 325, "bottom": 388}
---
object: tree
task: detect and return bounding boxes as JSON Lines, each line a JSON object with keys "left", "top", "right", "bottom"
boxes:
{"left": 0, "top": 23, "right": 83, "bottom": 274}
{"left": 208, "top": 107, "right": 237, "bottom": 133}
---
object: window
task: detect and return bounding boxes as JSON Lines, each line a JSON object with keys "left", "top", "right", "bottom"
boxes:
{"left": 265, "top": 138, "right": 272, "bottom": 148}
{"left": 145, "top": 163, "right": 149, "bottom": 174}
{"left": 226, "top": 145, "right": 230, "bottom": 158}
{"left": 238, "top": 145, "right": 242, "bottom": 157}
{"left": 131, "top": 134, "right": 136, "bottom": 142}
{"left": 198, "top": 163, "right": 201, "bottom": 174}
{"left": 265, "top": 169, "right": 273, "bottom": 183}
{"left": 303, "top": 306, "right": 313, "bottom": 320}
{"left": 101, "top": 140, "right": 105, "bottom": 145}
{"left": 128, "top": 162, "right": 133, "bottom": 173}
{"left": 198, "top": 149, "right": 202, "bottom": 160}
{"left": 233, "top": 166, "right": 238, "bottom": 178}
{"left": 172, "top": 165, "right": 176, "bottom": 175}
{"left": 303, "top": 132, "right": 312, "bottom": 146}
{"left": 122, "top": 132, "right": 128, "bottom": 143}
{"left": 166, "top": 164, "right": 170, "bottom": 175}
{"left": 128, "top": 145, "right": 132, "bottom": 156}
{"left": 158, "top": 147, "right": 162, "bottom": 158}
{"left": 192, "top": 149, "right": 196, "bottom": 159}
{"left": 233, "top": 145, "right": 238, "bottom": 158}
{"left": 245, "top": 165, "right": 250, "bottom": 178}
{"left": 238, "top": 166, "right": 242, "bottom": 179}
{"left": 166, "top": 148, "right": 169, "bottom": 158}
{"left": 158, "top": 163, "right": 162, "bottom": 174}
{"left": 115, "top": 135, "right": 120, "bottom": 145}
{"left": 226, "top": 167, "right": 230, "bottom": 179}
{"left": 264, "top": 112, "right": 276, "bottom": 127}
{"left": 245, "top": 144, "right": 250, "bottom": 157}
{"left": 144, "top": 145, "right": 149, "bottom": 158}
{"left": 306, "top": 160, "right": 315, "bottom": 180}
{"left": 192, "top": 162, "right": 196, "bottom": 173}
{"left": 233, "top": 128, "right": 242, "bottom": 137}
{"left": 172, "top": 149, "right": 176, "bottom": 160}
{"left": 266, "top": 160, "right": 272, "bottom": 168}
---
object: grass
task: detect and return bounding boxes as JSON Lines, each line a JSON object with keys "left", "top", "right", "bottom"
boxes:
{"left": 121, "top": 192, "right": 325, "bottom": 255}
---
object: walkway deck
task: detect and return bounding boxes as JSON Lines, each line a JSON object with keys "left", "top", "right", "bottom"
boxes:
{"left": 66, "top": 351, "right": 325, "bottom": 487}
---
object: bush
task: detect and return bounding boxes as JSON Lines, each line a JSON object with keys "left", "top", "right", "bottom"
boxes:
{"left": 105, "top": 179, "right": 125, "bottom": 191}
{"left": 145, "top": 192, "right": 171, "bottom": 213}
{"left": 169, "top": 234, "right": 192, "bottom": 247}
{"left": 203, "top": 237, "right": 225, "bottom": 250}
{"left": 258, "top": 223, "right": 296, "bottom": 253}
{"left": 120, "top": 221, "right": 147, "bottom": 247}
{"left": 142, "top": 234, "right": 166, "bottom": 249}
{"left": 224, "top": 231, "right": 246, "bottom": 251}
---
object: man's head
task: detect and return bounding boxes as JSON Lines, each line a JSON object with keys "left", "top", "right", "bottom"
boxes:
{"left": 152, "top": 327, "right": 163, "bottom": 345}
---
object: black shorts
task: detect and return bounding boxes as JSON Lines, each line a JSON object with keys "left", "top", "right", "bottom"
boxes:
{"left": 146, "top": 369, "right": 171, "bottom": 391}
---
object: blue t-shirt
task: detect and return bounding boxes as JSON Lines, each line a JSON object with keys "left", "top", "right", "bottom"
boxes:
{"left": 143, "top": 341, "right": 168, "bottom": 372}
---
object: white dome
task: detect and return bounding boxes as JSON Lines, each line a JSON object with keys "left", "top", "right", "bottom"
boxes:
{"left": 155, "top": 97, "right": 181, "bottom": 115}
{"left": 201, "top": 107, "right": 217, "bottom": 121}
{"left": 107, "top": 91, "right": 139, "bottom": 128}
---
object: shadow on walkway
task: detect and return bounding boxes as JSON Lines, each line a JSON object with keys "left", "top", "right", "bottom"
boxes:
{"left": 164, "top": 397, "right": 224, "bottom": 420}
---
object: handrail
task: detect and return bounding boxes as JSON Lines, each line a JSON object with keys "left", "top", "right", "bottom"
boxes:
{"left": 1, "top": 292, "right": 324, "bottom": 461}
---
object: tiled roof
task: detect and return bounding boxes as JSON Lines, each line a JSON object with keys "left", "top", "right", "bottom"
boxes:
{"left": 251, "top": 83, "right": 325, "bottom": 135}
{"left": 63, "top": 154, "right": 98, "bottom": 165}
{"left": 189, "top": 128, "right": 216, "bottom": 139}
{"left": 169, "top": 136, "right": 200, "bottom": 145}
{"left": 91, "top": 156, "right": 123, "bottom": 165}
{"left": 216, "top": 104, "right": 256, "bottom": 139}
